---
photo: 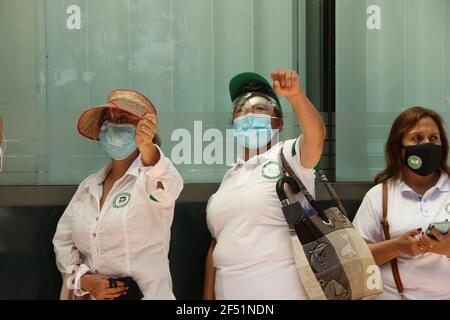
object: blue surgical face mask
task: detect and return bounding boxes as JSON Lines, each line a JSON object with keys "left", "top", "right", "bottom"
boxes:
{"left": 99, "top": 122, "right": 137, "bottom": 160}
{"left": 233, "top": 113, "right": 276, "bottom": 149}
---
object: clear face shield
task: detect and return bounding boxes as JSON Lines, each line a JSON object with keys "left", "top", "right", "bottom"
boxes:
{"left": 232, "top": 92, "right": 280, "bottom": 119}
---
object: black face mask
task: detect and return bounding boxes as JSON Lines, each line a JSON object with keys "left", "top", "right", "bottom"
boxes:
{"left": 402, "top": 143, "right": 442, "bottom": 177}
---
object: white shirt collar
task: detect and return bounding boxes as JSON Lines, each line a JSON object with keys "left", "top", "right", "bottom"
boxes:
{"left": 233, "top": 141, "right": 283, "bottom": 168}
{"left": 398, "top": 171, "right": 450, "bottom": 194}
{"left": 434, "top": 171, "right": 450, "bottom": 192}
{"left": 84, "top": 156, "right": 142, "bottom": 191}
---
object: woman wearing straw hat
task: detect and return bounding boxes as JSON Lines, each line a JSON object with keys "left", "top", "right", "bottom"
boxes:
{"left": 53, "top": 90, "right": 183, "bottom": 300}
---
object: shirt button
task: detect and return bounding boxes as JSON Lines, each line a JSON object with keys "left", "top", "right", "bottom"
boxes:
{"left": 96, "top": 217, "right": 99, "bottom": 222}
{"left": 93, "top": 233, "right": 96, "bottom": 237}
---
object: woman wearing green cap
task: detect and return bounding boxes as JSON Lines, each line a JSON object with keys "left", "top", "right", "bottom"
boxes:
{"left": 204, "top": 69, "right": 326, "bottom": 299}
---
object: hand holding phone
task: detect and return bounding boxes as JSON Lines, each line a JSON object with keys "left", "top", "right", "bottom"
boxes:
{"left": 425, "top": 221, "right": 450, "bottom": 239}
{"left": 108, "top": 276, "right": 144, "bottom": 300}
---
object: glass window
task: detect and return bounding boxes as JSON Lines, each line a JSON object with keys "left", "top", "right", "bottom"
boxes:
{"left": 0, "top": 0, "right": 307, "bottom": 185}
{"left": 336, "top": 0, "right": 450, "bottom": 181}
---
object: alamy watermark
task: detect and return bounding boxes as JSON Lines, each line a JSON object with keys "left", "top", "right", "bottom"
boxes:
{"left": 170, "top": 121, "right": 281, "bottom": 166}
{"left": 65, "top": 4, "right": 382, "bottom": 31}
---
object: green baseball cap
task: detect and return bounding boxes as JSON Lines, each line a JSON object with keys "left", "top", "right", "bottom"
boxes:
{"left": 229, "top": 72, "right": 280, "bottom": 106}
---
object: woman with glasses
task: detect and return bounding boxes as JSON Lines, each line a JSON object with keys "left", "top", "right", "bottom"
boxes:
{"left": 203, "top": 69, "right": 326, "bottom": 300}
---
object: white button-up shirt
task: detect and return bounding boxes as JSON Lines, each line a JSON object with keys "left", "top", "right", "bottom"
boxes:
{"left": 53, "top": 146, "right": 183, "bottom": 300}
{"left": 353, "top": 172, "right": 450, "bottom": 300}
{"left": 206, "top": 138, "right": 316, "bottom": 300}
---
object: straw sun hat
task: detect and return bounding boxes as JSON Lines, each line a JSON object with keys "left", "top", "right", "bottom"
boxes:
{"left": 77, "top": 89, "right": 157, "bottom": 140}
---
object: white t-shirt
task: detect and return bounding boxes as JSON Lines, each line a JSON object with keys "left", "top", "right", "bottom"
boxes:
{"left": 353, "top": 172, "right": 450, "bottom": 300}
{"left": 206, "top": 138, "right": 316, "bottom": 300}
{"left": 53, "top": 146, "right": 184, "bottom": 300}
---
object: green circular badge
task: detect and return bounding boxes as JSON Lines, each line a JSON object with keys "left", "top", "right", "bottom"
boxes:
{"left": 445, "top": 203, "right": 450, "bottom": 215}
{"left": 261, "top": 161, "right": 282, "bottom": 180}
{"left": 113, "top": 193, "right": 131, "bottom": 208}
{"left": 408, "top": 155, "right": 423, "bottom": 170}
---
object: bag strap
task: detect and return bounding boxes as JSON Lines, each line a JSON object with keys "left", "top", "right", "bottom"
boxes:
{"left": 381, "top": 182, "right": 404, "bottom": 296}
{"left": 278, "top": 147, "right": 329, "bottom": 222}
{"left": 279, "top": 148, "right": 315, "bottom": 201}
{"left": 279, "top": 146, "right": 347, "bottom": 218}
{"left": 316, "top": 169, "right": 349, "bottom": 218}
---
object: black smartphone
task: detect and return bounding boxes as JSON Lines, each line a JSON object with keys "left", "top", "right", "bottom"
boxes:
{"left": 108, "top": 277, "right": 144, "bottom": 300}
